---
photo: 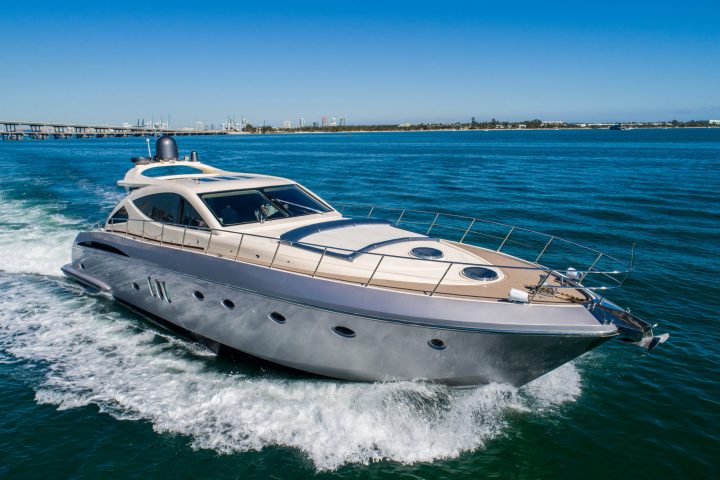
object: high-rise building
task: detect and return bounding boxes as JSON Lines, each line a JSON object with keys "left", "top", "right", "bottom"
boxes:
{"left": 299, "top": 117, "right": 305, "bottom": 128}
{"left": 322, "top": 115, "right": 328, "bottom": 127}
{"left": 283, "top": 120, "right": 292, "bottom": 129}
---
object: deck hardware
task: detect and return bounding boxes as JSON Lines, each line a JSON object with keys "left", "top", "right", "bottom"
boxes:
{"left": 460, "top": 218, "right": 477, "bottom": 243}
{"left": 233, "top": 234, "right": 245, "bottom": 261}
{"left": 395, "top": 209, "right": 406, "bottom": 226}
{"left": 221, "top": 299, "right": 235, "bottom": 310}
{"left": 365, "top": 255, "right": 385, "bottom": 286}
{"left": 269, "top": 242, "right": 282, "bottom": 268}
{"left": 430, "top": 263, "right": 454, "bottom": 296}
{"left": 428, "top": 338, "right": 447, "bottom": 350}
{"left": 312, "top": 247, "right": 328, "bottom": 278}
{"left": 535, "top": 236, "right": 554, "bottom": 263}
{"left": 193, "top": 290, "right": 204, "bottom": 301}
{"left": 528, "top": 270, "right": 554, "bottom": 302}
{"left": 426, "top": 213, "right": 440, "bottom": 235}
{"left": 131, "top": 282, "right": 140, "bottom": 290}
{"left": 205, "top": 229, "right": 214, "bottom": 254}
{"left": 497, "top": 225, "right": 515, "bottom": 251}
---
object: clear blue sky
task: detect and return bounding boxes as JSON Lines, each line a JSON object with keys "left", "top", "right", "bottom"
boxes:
{"left": 1, "top": 1, "right": 718, "bottom": 126}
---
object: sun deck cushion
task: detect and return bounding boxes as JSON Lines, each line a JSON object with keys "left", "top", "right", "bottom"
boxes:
{"left": 280, "top": 218, "right": 437, "bottom": 260}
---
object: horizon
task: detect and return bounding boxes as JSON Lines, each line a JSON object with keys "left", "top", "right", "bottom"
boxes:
{"left": 1, "top": 1, "right": 719, "bottom": 127}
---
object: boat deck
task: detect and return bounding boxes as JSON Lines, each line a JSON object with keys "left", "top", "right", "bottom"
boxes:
{"left": 102, "top": 224, "right": 589, "bottom": 305}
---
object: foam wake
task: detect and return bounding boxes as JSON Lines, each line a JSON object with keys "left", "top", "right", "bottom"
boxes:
{"left": 0, "top": 276, "right": 582, "bottom": 471}
{"left": 0, "top": 191, "right": 83, "bottom": 276}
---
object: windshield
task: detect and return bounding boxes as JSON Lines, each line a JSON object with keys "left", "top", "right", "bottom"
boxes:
{"left": 200, "top": 184, "right": 332, "bottom": 226}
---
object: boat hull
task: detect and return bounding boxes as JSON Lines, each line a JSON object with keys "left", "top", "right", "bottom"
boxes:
{"left": 63, "top": 232, "right": 616, "bottom": 386}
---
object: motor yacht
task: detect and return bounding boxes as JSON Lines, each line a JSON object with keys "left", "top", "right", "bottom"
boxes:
{"left": 62, "top": 136, "right": 668, "bottom": 386}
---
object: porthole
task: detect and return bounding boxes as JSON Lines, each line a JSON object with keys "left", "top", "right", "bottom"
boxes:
{"left": 461, "top": 266, "right": 499, "bottom": 281}
{"left": 409, "top": 247, "right": 444, "bottom": 259}
{"left": 222, "top": 299, "right": 235, "bottom": 310}
{"left": 269, "top": 312, "right": 286, "bottom": 324}
{"left": 332, "top": 326, "right": 356, "bottom": 338}
{"left": 428, "top": 338, "right": 446, "bottom": 350}
{"left": 78, "top": 263, "right": 85, "bottom": 270}
{"left": 193, "top": 291, "right": 205, "bottom": 301}
{"left": 131, "top": 282, "right": 140, "bottom": 290}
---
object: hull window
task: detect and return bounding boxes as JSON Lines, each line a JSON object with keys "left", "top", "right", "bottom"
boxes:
{"left": 77, "top": 241, "right": 128, "bottom": 257}
{"left": 428, "top": 338, "right": 447, "bottom": 350}
{"left": 332, "top": 326, "right": 356, "bottom": 338}
{"left": 269, "top": 312, "right": 286, "bottom": 324}
{"left": 131, "top": 282, "right": 140, "bottom": 290}
{"left": 222, "top": 299, "right": 235, "bottom": 310}
{"left": 193, "top": 290, "right": 205, "bottom": 301}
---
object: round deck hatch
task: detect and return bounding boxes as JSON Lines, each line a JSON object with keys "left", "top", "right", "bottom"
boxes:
{"left": 409, "top": 246, "right": 444, "bottom": 259}
{"left": 461, "top": 266, "right": 499, "bottom": 281}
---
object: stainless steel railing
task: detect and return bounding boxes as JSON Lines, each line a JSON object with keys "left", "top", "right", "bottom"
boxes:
{"left": 335, "top": 202, "right": 634, "bottom": 285}
{"left": 100, "top": 211, "right": 631, "bottom": 303}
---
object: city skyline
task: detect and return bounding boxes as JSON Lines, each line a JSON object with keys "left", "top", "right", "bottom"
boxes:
{"left": 1, "top": 1, "right": 719, "bottom": 126}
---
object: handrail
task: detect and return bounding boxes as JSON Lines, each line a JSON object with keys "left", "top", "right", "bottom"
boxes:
{"left": 100, "top": 214, "right": 631, "bottom": 303}
{"left": 334, "top": 202, "right": 633, "bottom": 269}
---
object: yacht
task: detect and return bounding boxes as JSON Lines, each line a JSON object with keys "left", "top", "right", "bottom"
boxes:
{"left": 62, "top": 136, "right": 668, "bottom": 386}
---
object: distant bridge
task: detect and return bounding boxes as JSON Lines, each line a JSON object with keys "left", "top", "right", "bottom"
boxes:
{"left": 0, "top": 120, "right": 229, "bottom": 140}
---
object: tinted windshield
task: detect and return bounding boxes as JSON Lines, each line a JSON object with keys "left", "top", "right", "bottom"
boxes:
{"left": 201, "top": 184, "right": 331, "bottom": 226}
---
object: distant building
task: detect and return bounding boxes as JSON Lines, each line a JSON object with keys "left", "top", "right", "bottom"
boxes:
{"left": 312, "top": 122, "right": 319, "bottom": 128}
{"left": 321, "top": 115, "right": 328, "bottom": 127}
{"left": 283, "top": 120, "right": 292, "bottom": 129}
{"left": 299, "top": 117, "right": 305, "bottom": 128}
{"left": 195, "top": 121, "right": 204, "bottom": 131}
{"left": 541, "top": 120, "right": 564, "bottom": 125}
{"left": 710, "top": 120, "right": 720, "bottom": 125}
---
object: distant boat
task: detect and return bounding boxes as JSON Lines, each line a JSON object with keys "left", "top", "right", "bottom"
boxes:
{"left": 609, "top": 124, "right": 626, "bottom": 130}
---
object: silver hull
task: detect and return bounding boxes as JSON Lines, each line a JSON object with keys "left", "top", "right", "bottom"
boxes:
{"left": 63, "top": 232, "right": 618, "bottom": 386}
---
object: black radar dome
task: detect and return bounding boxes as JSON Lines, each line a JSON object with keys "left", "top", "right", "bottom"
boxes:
{"left": 155, "top": 135, "right": 179, "bottom": 161}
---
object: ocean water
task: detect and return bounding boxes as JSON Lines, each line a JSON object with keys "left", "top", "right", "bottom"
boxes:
{"left": 0, "top": 129, "right": 718, "bottom": 478}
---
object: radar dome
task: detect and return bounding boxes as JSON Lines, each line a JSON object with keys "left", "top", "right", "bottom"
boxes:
{"left": 155, "top": 135, "right": 179, "bottom": 162}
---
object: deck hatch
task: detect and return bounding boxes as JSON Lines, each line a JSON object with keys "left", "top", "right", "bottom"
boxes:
{"left": 461, "top": 266, "right": 499, "bottom": 281}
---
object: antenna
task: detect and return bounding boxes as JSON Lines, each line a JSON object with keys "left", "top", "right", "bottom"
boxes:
{"left": 146, "top": 138, "right": 152, "bottom": 157}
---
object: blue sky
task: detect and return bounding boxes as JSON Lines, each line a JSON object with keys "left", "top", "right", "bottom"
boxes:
{"left": 1, "top": 1, "right": 719, "bottom": 126}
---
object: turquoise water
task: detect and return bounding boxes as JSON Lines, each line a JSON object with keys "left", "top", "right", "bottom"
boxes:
{"left": 0, "top": 130, "right": 718, "bottom": 478}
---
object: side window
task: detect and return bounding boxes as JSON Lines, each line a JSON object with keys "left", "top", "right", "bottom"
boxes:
{"left": 134, "top": 193, "right": 181, "bottom": 223}
{"left": 179, "top": 198, "right": 207, "bottom": 228}
{"left": 109, "top": 206, "right": 128, "bottom": 224}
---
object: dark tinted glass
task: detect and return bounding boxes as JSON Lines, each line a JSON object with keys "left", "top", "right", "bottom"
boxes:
{"left": 141, "top": 166, "right": 205, "bottom": 177}
{"left": 134, "top": 193, "right": 181, "bottom": 223}
{"left": 202, "top": 190, "right": 289, "bottom": 226}
{"left": 109, "top": 206, "right": 128, "bottom": 223}
{"left": 179, "top": 199, "right": 207, "bottom": 228}
{"left": 263, "top": 185, "right": 331, "bottom": 216}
